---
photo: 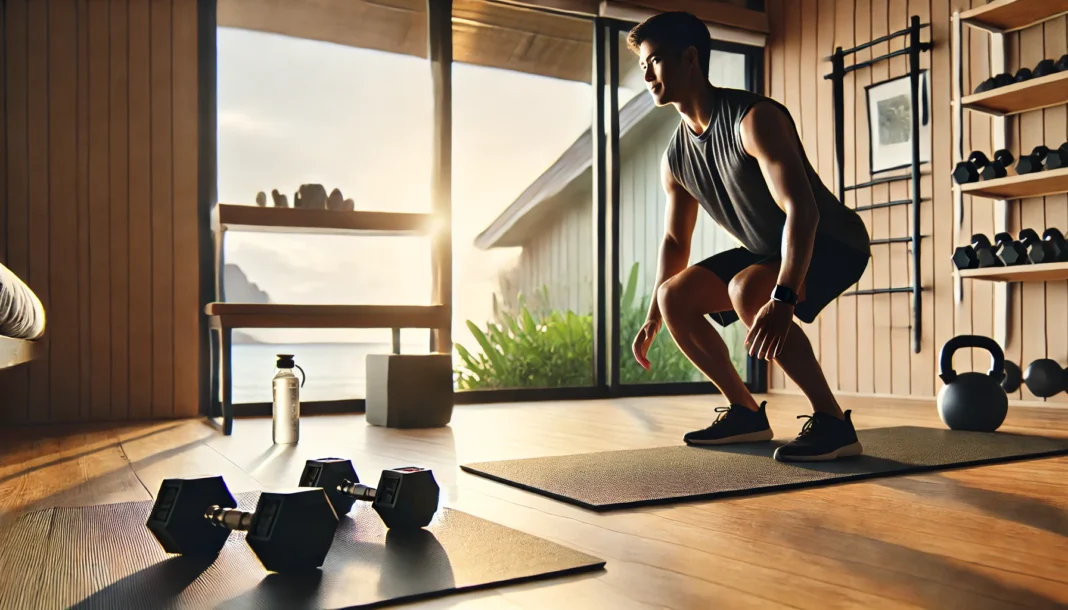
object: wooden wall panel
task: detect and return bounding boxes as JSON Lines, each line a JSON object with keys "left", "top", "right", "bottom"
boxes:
{"left": 2, "top": 0, "right": 31, "bottom": 422}
{"left": 0, "top": 0, "right": 203, "bottom": 424}
{"left": 767, "top": 0, "right": 1068, "bottom": 403}
{"left": 817, "top": 0, "right": 837, "bottom": 390}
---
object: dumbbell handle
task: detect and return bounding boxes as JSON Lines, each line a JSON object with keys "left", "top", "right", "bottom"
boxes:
{"left": 338, "top": 480, "right": 377, "bottom": 501}
{"left": 204, "top": 505, "right": 254, "bottom": 531}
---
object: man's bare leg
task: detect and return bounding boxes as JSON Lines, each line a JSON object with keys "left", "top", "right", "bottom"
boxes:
{"left": 657, "top": 265, "right": 761, "bottom": 412}
{"left": 729, "top": 263, "right": 846, "bottom": 420}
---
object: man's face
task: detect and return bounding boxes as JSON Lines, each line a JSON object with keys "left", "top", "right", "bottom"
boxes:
{"left": 638, "top": 40, "right": 696, "bottom": 106}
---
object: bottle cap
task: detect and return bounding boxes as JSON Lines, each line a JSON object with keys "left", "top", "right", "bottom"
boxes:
{"left": 276, "top": 354, "right": 296, "bottom": 369}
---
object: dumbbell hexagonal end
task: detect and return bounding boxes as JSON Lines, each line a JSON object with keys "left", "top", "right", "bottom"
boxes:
{"left": 246, "top": 488, "right": 338, "bottom": 572}
{"left": 147, "top": 475, "right": 236, "bottom": 558}
{"left": 952, "top": 246, "right": 979, "bottom": 270}
{"left": 300, "top": 458, "right": 359, "bottom": 517}
{"left": 952, "top": 161, "right": 979, "bottom": 185}
{"left": 373, "top": 467, "right": 440, "bottom": 530}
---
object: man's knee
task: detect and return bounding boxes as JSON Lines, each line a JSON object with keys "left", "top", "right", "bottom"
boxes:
{"left": 656, "top": 276, "right": 685, "bottom": 321}
{"left": 728, "top": 268, "right": 774, "bottom": 325}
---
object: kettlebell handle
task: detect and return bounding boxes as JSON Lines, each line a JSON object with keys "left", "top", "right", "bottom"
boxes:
{"left": 939, "top": 335, "right": 1004, "bottom": 384}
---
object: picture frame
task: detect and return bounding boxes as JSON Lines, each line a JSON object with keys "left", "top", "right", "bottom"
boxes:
{"left": 865, "top": 70, "right": 931, "bottom": 174}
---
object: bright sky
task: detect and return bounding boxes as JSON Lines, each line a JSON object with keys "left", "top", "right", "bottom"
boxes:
{"left": 217, "top": 27, "right": 640, "bottom": 348}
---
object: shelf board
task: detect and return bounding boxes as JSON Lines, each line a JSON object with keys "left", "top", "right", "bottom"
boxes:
{"left": 0, "top": 335, "right": 41, "bottom": 369}
{"left": 961, "top": 0, "right": 1068, "bottom": 33}
{"left": 956, "top": 166, "right": 1068, "bottom": 200}
{"left": 213, "top": 204, "right": 434, "bottom": 236}
{"left": 961, "top": 70, "right": 1068, "bottom": 116}
{"left": 958, "top": 261, "right": 1068, "bottom": 283}
{"left": 205, "top": 303, "right": 449, "bottom": 330}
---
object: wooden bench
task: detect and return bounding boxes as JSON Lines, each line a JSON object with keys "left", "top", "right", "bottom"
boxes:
{"left": 205, "top": 302, "right": 450, "bottom": 435}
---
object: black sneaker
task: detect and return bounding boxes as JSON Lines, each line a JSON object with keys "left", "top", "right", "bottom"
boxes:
{"left": 683, "top": 402, "right": 774, "bottom": 446}
{"left": 773, "top": 410, "right": 863, "bottom": 462}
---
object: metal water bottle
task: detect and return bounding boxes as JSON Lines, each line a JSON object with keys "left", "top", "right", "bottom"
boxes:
{"left": 272, "top": 354, "right": 305, "bottom": 444}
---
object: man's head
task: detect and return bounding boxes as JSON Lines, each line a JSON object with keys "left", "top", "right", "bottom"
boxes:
{"left": 627, "top": 12, "right": 712, "bottom": 106}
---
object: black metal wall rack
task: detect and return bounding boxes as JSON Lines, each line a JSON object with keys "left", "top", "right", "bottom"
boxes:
{"left": 825, "top": 15, "right": 931, "bottom": 354}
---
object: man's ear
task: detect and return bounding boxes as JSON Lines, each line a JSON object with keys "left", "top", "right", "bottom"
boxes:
{"left": 682, "top": 46, "right": 700, "bottom": 72}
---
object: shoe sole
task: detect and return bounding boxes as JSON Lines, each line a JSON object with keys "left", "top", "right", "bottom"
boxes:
{"left": 685, "top": 428, "right": 775, "bottom": 446}
{"left": 773, "top": 441, "right": 864, "bottom": 462}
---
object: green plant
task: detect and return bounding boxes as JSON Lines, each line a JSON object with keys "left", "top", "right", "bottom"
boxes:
{"left": 453, "top": 261, "right": 747, "bottom": 390}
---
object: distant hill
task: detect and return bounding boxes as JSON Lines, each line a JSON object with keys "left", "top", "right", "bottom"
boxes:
{"left": 225, "top": 264, "right": 270, "bottom": 304}
{"left": 225, "top": 264, "right": 270, "bottom": 344}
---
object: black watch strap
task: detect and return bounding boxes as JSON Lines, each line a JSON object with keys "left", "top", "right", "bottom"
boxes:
{"left": 771, "top": 284, "right": 798, "bottom": 306}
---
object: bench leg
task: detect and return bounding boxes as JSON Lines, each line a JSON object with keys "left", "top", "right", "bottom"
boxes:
{"left": 221, "top": 327, "right": 233, "bottom": 435}
{"left": 209, "top": 327, "right": 221, "bottom": 418}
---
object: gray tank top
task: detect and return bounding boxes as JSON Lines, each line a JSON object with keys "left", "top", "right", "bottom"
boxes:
{"left": 666, "top": 87, "right": 871, "bottom": 258}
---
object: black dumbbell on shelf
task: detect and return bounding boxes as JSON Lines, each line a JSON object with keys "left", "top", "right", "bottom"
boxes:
{"left": 299, "top": 458, "right": 440, "bottom": 529}
{"left": 1023, "top": 359, "right": 1068, "bottom": 398}
{"left": 994, "top": 232, "right": 1029, "bottom": 266}
{"left": 952, "top": 234, "right": 1002, "bottom": 270}
{"left": 1015, "top": 145, "right": 1049, "bottom": 175}
{"left": 1046, "top": 143, "right": 1068, "bottom": 170}
{"left": 146, "top": 475, "right": 339, "bottom": 572}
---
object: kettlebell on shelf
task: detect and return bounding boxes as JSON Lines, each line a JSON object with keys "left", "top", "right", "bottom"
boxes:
{"left": 936, "top": 335, "right": 1009, "bottom": 433}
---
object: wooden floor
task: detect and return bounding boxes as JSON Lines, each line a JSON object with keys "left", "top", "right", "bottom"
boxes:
{"left": 2, "top": 393, "right": 1068, "bottom": 609}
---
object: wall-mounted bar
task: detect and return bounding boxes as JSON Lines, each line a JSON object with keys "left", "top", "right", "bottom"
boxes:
{"left": 870, "top": 236, "right": 926, "bottom": 245}
{"left": 854, "top": 198, "right": 918, "bottom": 212}
{"left": 842, "top": 287, "right": 915, "bottom": 296}
{"left": 831, "top": 22, "right": 930, "bottom": 57}
{"left": 844, "top": 174, "right": 913, "bottom": 191}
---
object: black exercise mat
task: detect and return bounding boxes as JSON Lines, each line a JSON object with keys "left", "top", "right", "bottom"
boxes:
{"left": 460, "top": 426, "right": 1068, "bottom": 511}
{"left": 0, "top": 492, "right": 604, "bottom": 609}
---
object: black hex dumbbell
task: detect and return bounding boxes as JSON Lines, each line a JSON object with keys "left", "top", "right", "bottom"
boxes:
{"left": 995, "top": 232, "right": 1029, "bottom": 266}
{"left": 952, "top": 244, "right": 979, "bottom": 270}
{"left": 1020, "top": 228, "right": 1057, "bottom": 264}
{"left": 1013, "top": 67, "right": 1033, "bottom": 83}
{"left": 299, "top": 458, "right": 440, "bottom": 530}
{"left": 1046, "top": 142, "right": 1068, "bottom": 170}
{"left": 146, "top": 475, "right": 339, "bottom": 572}
{"left": 1057, "top": 54, "right": 1068, "bottom": 73}
{"left": 1040, "top": 228, "right": 1068, "bottom": 262}
{"left": 1034, "top": 59, "right": 1058, "bottom": 79}
{"left": 953, "top": 151, "right": 992, "bottom": 185}
{"left": 981, "top": 149, "right": 1015, "bottom": 180}
{"left": 972, "top": 233, "right": 1002, "bottom": 268}
{"left": 1016, "top": 145, "right": 1049, "bottom": 175}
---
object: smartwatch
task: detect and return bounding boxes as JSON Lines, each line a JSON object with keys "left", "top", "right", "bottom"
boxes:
{"left": 770, "top": 284, "right": 798, "bottom": 306}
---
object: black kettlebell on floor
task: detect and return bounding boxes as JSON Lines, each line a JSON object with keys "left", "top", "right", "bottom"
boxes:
{"left": 937, "top": 335, "right": 1008, "bottom": 433}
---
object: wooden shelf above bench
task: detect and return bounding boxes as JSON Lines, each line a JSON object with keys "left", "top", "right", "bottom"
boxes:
{"left": 205, "top": 303, "right": 449, "bottom": 330}
{"left": 958, "top": 261, "right": 1068, "bottom": 283}
{"left": 961, "top": 71, "right": 1068, "bottom": 117}
{"left": 213, "top": 204, "right": 434, "bottom": 237}
{"left": 956, "top": 166, "right": 1068, "bottom": 200}
{"left": 961, "top": 0, "right": 1068, "bottom": 33}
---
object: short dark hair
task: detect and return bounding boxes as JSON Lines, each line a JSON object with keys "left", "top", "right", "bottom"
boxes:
{"left": 627, "top": 12, "right": 712, "bottom": 77}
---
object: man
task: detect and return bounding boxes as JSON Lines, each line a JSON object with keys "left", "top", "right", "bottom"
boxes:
{"left": 627, "top": 12, "right": 871, "bottom": 462}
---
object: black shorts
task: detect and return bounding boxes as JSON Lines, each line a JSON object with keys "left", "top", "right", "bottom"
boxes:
{"left": 696, "top": 235, "right": 870, "bottom": 327}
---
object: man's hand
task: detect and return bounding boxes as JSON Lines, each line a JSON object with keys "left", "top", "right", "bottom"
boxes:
{"left": 632, "top": 317, "right": 662, "bottom": 370}
{"left": 745, "top": 300, "right": 793, "bottom": 360}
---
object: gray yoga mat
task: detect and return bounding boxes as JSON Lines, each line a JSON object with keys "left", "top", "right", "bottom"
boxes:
{"left": 0, "top": 492, "right": 605, "bottom": 609}
{"left": 460, "top": 426, "right": 1068, "bottom": 511}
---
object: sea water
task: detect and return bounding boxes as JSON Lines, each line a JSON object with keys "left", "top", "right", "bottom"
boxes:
{"left": 231, "top": 342, "right": 433, "bottom": 404}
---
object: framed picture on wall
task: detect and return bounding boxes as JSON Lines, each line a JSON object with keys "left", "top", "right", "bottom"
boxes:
{"left": 865, "top": 70, "right": 931, "bottom": 174}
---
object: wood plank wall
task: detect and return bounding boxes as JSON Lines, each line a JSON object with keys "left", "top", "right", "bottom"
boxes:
{"left": 765, "top": 0, "right": 1068, "bottom": 404}
{"left": 0, "top": 0, "right": 201, "bottom": 424}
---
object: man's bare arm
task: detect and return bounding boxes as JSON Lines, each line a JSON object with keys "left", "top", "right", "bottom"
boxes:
{"left": 739, "top": 102, "right": 820, "bottom": 297}
{"left": 647, "top": 151, "right": 699, "bottom": 322}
